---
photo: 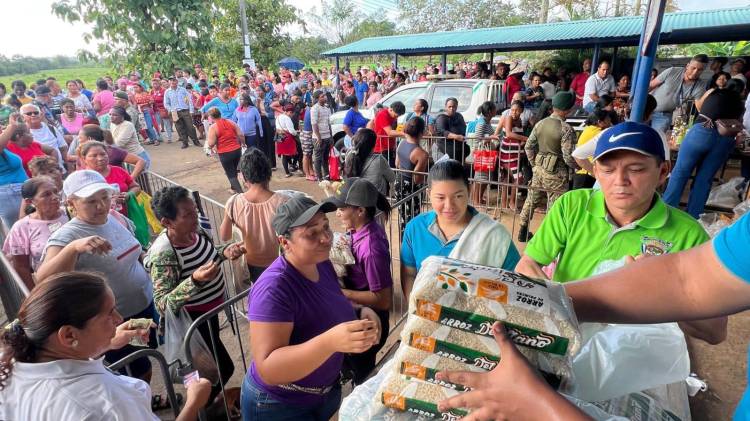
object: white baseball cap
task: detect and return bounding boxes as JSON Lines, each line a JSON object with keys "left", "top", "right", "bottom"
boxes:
{"left": 63, "top": 170, "right": 116, "bottom": 198}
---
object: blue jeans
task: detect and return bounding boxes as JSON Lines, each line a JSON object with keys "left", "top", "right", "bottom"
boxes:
{"left": 154, "top": 112, "right": 172, "bottom": 141}
{"left": 0, "top": 182, "right": 23, "bottom": 230}
{"left": 650, "top": 111, "right": 672, "bottom": 135}
{"left": 142, "top": 109, "right": 159, "bottom": 141}
{"left": 240, "top": 375, "right": 341, "bottom": 421}
{"left": 663, "top": 124, "right": 736, "bottom": 218}
{"left": 583, "top": 101, "right": 596, "bottom": 113}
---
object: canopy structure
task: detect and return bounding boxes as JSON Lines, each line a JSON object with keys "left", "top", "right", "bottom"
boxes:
{"left": 322, "top": 6, "right": 750, "bottom": 57}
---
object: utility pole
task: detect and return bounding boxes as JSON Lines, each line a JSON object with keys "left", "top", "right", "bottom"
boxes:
{"left": 634, "top": 0, "right": 642, "bottom": 14}
{"left": 239, "top": 0, "right": 255, "bottom": 70}
{"left": 540, "top": 0, "right": 549, "bottom": 23}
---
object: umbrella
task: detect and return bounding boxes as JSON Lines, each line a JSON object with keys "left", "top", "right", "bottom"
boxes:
{"left": 277, "top": 57, "right": 305, "bottom": 71}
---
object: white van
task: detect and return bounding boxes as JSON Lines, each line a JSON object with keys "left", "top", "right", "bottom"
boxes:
{"left": 329, "top": 78, "right": 505, "bottom": 138}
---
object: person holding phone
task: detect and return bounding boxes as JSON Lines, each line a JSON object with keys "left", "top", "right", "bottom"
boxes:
{"left": 146, "top": 186, "right": 245, "bottom": 401}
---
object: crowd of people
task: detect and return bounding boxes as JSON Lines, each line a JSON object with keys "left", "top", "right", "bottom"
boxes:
{"left": 1, "top": 51, "right": 750, "bottom": 421}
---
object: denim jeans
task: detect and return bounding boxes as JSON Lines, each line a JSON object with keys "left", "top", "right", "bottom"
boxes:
{"left": 244, "top": 133, "right": 259, "bottom": 149}
{"left": 0, "top": 182, "right": 23, "bottom": 230}
{"left": 240, "top": 375, "right": 341, "bottom": 421}
{"left": 650, "top": 111, "right": 673, "bottom": 135}
{"left": 663, "top": 124, "right": 736, "bottom": 218}
{"left": 583, "top": 101, "right": 596, "bottom": 113}
{"left": 142, "top": 109, "right": 159, "bottom": 141}
{"left": 155, "top": 112, "right": 173, "bottom": 141}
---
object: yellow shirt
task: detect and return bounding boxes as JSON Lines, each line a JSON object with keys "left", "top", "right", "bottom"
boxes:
{"left": 575, "top": 125, "right": 602, "bottom": 175}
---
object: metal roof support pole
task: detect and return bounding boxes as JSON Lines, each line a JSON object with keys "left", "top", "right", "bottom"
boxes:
{"left": 394, "top": 54, "right": 399, "bottom": 70}
{"left": 335, "top": 56, "right": 340, "bottom": 88}
{"left": 441, "top": 54, "right": 447, "bottom": 74}
{"left": 489, "top": 51, "right": 494, "bottom": 67}
{"left": 630, "top": 0, "right": 667, "bottom": 122}
{"left": 591, "top": 44, "right": 601, "bottom": 73}
{"left": 612, "top": 46, "right": 619, "bottom": 73}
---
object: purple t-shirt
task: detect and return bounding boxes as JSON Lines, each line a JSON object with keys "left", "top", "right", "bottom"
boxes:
{"left": 345, "top": 221, "right": 393, "bottom": 292}
{"left": 247, "top": 255, "right": 355, "bottom": 406}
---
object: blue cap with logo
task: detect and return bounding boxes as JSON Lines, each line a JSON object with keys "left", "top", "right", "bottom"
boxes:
{"left": 593, "top": 121, "right": 665, "bottom": 161}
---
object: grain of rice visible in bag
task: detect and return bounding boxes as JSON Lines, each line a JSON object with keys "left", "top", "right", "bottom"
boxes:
{"left": 378, "top": 371, "right": 468, "bottom": 420}
{"left": 394, "top": 345, "right": 484, "bottom": 391}
{"left": 409, "top": 256, "right": 581, "bottom": 357}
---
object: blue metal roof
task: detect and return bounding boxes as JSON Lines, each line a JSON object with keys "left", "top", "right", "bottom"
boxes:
{"left": 323, "top": 7, "right": 750, "bottom": 56}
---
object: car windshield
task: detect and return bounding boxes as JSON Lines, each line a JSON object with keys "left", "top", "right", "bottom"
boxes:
{"left": 430, "top": 85, "right": 474, "bottom": 114}
{"left": 381, "top": 87, "right": 425, "bottom": 109}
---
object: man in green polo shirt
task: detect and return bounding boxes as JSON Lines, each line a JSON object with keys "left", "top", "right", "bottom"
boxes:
{"left": 515, "top": 121, "right": 726, "bottom": 344}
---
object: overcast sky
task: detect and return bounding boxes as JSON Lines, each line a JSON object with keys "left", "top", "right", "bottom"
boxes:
{"left": 1, "top": 0, "right": 747, "bottom": 58}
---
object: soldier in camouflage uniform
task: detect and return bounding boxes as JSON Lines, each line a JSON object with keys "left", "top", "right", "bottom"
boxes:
{"left": 518, "top": 91, "right": 578, "bottom": 242}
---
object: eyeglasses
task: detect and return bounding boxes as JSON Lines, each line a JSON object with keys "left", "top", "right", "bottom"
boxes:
{"left": 23, "top": 111, "right": 40, "bottom": 116}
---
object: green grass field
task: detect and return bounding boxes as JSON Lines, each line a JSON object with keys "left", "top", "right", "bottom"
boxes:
{"left": 0, "top": 66, "right": 111, "bottom": 91}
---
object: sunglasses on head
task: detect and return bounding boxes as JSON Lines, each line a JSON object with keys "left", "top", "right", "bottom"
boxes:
{"left": 24, "top": 111, "right": 40, "bottom": 116}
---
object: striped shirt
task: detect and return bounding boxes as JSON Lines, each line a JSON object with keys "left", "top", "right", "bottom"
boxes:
{"left": 175, "top": 233, "right": 225, "bottom": 311}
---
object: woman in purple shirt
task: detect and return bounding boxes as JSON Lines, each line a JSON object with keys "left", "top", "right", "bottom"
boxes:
{"left": 325, "top": 177, "right": 393, "bottom": 385}
{"left": 242, "top": 196, "right": 380, "bottom": 421}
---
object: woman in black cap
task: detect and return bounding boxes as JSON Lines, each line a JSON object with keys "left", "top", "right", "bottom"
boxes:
{"left": 241, "top": 195, "right": 380, "bottom": 420}
{"left": 325, "top": 177, "right": 393, "bottom": 384}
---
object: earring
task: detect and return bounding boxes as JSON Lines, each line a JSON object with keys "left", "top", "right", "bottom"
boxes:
{"left": 72, "top": 340, "right": 79, "bottom": 347}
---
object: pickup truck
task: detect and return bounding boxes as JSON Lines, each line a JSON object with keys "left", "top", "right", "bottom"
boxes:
{"left": 329, "top": 78, "right": 505, "bottom": 138}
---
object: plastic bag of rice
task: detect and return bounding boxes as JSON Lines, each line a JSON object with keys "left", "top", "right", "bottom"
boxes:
{"left": 408, "top": 256, "right": 581, "bottom": 374}
{"left": 378, "top": 370, "right": 468, "bottom": 420}
{"left": 329, "top": 231, "right": 355, "bottom": 279}
{"left": 393, "top": 344, "right": 485, "bottom": 391}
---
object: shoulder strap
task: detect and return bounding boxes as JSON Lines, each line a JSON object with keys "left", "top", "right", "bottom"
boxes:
{"left": 46, "top": 123, "right": 57, "bottom": 138}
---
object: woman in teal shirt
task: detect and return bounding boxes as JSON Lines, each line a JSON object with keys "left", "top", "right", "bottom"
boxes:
{"left": 400, "top": 159, "right": 520, "bottom": 299}
{"left": 0, "top": 115, "right": 29, "bottom": 228}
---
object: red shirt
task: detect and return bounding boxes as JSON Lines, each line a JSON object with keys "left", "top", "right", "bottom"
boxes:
{"left": 373, "top": 108, "right": 396, "bottom": 153}
{"left": 504, "top": 74, "right": 523, "bottom": 102}
{"left": 151, "top": 88, "right": 165, "bottom": 112}
{"left": 132, "top": 92, "right": 154, "bottom": 110}
{"left": 570, "top": 72, "right": 590, "bottom": 106}
{"left": 104, "top": 165, "right": 134, "bottom": 195}
{"left": 7, "top": 142, "right": 46, "bottom": 176}
{"left": 214, "top": 119, "right": 241, "bottom": 154}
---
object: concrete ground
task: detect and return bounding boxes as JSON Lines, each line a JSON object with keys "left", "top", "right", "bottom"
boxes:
{"left": 139, "top": 140, "right": 747, "bottom": 420}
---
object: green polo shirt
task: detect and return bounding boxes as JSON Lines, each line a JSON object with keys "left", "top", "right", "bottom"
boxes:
{"left": 525, "top": 189, "right": 709, "bottom": 283}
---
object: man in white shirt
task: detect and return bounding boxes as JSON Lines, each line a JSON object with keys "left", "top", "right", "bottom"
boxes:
{"left": 583, "top": 61, "right": 616, "bottom": 112}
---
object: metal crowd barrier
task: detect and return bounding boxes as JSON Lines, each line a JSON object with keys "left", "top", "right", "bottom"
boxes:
{"left": 0, "top": 253, "right": 28, "bottom": 325}
{"left": 107, "top": 348, "right": 181, "bottom": 419}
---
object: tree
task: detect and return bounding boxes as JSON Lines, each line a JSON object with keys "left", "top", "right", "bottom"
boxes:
{"left": 308, "top": 0, "right": 361, "bottom": 45}
{"left": 397, "top": 0, "right": 527, "bottom": 33}
{"left": 345, "top": 18, "right": 398, "bottom": 44}
{"left": 288, "top": 36, "right": 333, "bottom": 66}
{"left": 209, "top": 0, "right": 301, "bottom": 69}
{"left": 51, "top": 0, "right": 215, "bottom": 73}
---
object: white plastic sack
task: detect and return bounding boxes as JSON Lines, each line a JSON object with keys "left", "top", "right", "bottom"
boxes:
{"left": 706, "top": 177, "right": 748, "bottom": 208}
{"left": 163, "top": 307, "right": 220, "bottom": 385}
{"left": 564, "top": 323, "right": 690, "bottom": 403}
{"left": 330, "top": 231, "right": 355, "bottom": 279}
{"left": 698, "top": 213, "right": 732, "bottom": 238}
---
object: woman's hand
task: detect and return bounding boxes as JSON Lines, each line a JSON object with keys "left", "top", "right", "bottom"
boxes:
{"left": 192, "top": 261, "right": 220, "bottom": 283}
{"left": 323, "top": 319, "right": 378, "bottom": 354}
{"left": 359, "top": 307, "right": 381, "bottom": 345}
{"left": 436, "top": 322, "right": 589, "bottom": 421}
{"left": 222, "top": 242, "right": 246, "bottom": 261}
{"left": 71, "top": 236, "right": 112, "bottom": 255}
{"left": 109, "top": 319, "right": 155, "bottom": 350}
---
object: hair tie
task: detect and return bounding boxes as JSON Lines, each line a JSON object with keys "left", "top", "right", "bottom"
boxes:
{"left": 4, "top": 319, "right": 23, "bottom": 335}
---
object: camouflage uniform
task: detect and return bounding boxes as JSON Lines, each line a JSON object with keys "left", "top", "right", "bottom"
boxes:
{"left": 144, "top": 228, "right": 229, "bottom": 317}
{"left": 519, "top": 114, "right": 577, "bottom": 226}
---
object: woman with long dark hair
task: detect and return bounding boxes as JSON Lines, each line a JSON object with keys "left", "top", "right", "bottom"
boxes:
{"left": 326, "top": 177, "right": 393, "bottom": 384}
{"left": 0, "top": 271, "right": 211, "bottom": 420}
{"left": 232, "top": 94, "right": 263, "bottom": 149}
{"left": 343, "top": 128, "right": 394, "bottom": 196}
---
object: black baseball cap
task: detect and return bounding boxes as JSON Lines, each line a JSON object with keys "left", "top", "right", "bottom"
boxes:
{"left": 272, "top": 196, "right": 336, "bottom": 236}
{"left": 325, "top": 178, "right": 379, "bottom": 209}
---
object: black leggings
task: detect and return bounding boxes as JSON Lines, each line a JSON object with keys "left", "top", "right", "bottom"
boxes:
{"left": 186, "top": 310, "right": 235, "bottom": 403}
{"left": 281, "top": 155, "right": 294, "bottom": 175}
{"left": 218, "top": 149, "right": 243, "bottom": 193}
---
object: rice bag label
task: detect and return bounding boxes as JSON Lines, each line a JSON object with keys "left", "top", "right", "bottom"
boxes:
{"left": 415, "top": 300, "right": 570, "bottom": 356}
{"left": 436, "top": 261, "right": 550, "bottom": 315}
{"left": 409, "top": 333, "right": 499, "bottom": 370}
{"left": 382, "top": 391, "right": 468, "bottom": 420}
{"left": 400, "top": 361, "right": 471, "bottom": 391}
